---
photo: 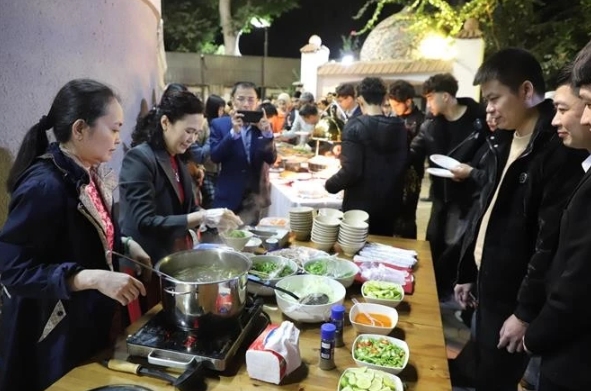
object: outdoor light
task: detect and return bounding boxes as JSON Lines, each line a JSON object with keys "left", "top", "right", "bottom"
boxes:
{"left": 341, "top": 54, "right": 354, "bottom": 65}
{"left": 250, "top": 17, "right": 271, "bottom": 99}
{"left": 419, "top": 34, "right": 456, "bottom": 60}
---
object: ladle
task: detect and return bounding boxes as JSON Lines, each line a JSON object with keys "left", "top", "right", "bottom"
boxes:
{"left": 107, "top": 250, "right": 178, "bottom": 282}
{"left": 351, "top": 297, "right": 384, "bottom": 326}
{"left": 246, "top": 275, "right": 330, "bottom": 305}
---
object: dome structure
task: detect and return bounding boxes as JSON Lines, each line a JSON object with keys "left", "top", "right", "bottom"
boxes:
{"left": 359, "top": 10, "right": 421, "bottom": 61}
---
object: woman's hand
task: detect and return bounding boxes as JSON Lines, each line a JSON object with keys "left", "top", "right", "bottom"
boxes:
{"left": 128, "top": 239, "right": 152, "bottom": 283}
{"left": 68, "top": 269, "right": 146, "bottom": 306}
{"left": 96, "top": 271, "right": 146, "bottom": 306}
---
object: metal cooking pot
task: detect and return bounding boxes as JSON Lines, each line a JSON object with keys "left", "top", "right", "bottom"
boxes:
{"left": 154, "top": 248, "right": 252, "bottom": 331}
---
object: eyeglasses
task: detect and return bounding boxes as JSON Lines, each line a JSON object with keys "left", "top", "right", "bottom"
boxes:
{"left": 235, "top": 96, "right": 257, "bottom": 103}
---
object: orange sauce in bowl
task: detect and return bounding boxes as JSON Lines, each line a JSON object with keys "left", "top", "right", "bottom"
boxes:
{"left": 353, "top": 313, "right": 392, "bottom": 327}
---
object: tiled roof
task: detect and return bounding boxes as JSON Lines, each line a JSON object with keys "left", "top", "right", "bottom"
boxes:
{"left": 317, "top": 59, "right": 452, "bottom": 76}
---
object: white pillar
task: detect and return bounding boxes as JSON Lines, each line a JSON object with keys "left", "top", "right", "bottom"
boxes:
{"left": 452, "top": 37, "right": 485, "bottom": 101}
{"left": 300, "top": 35, "right": 330, "bottom": 98}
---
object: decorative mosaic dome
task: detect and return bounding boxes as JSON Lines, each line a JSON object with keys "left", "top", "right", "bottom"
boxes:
{"left": 359, "top": 10, "right": 421, "bottom": 61}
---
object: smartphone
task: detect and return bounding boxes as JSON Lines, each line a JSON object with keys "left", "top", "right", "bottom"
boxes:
{"left": 237, "top": 110, "right": 264, "bottom": 124}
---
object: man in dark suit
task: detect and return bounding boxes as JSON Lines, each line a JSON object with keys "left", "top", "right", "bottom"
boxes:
{"left": 523, "top": 58, "right": 591, "bottom": 391}
{"left": 209, "top": 81, "right": 277, "bottom": 225}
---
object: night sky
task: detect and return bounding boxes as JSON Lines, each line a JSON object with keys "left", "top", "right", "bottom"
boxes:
{"left": 237, "top": 0, "right": 402, "bottom": 59}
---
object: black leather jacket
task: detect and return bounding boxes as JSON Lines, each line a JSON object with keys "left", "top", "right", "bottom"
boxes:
{"left": 457, "top": 100, "right": 587, "bottom": 323}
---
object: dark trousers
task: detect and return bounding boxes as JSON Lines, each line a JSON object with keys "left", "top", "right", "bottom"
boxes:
{"left": 474, "top": 308, "right": 530, "bottom": 391}
{"left": 538, "top": 372, "right": 580, "bottom": 391}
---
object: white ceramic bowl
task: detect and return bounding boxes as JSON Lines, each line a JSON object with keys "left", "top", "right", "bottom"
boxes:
{"left": 361, "top": 281, "right": 405, "bottom": 308}
{"left": 309, "top": 239, "right": 334, "bottom": 253}
{"left": 343, "top": 209, "right": 370, "bottom": 223}
{"left": 349, "top": 302, "right": 398, "bottom": 335}
{"left": 338, "top": 367, "right": 404, "bottom": 391}
{"left": 274, "top": 274, "right": 346, "bottom": 323}
{"left": 351, "top": 334, "right": 410, "bottom": 375}
{"left": 314, "top": 216, "right": 341, "bottom": 227}
{"left": 247, "top": 255, "right": 299, "bottom": 296}
{"left": 337, "top": 242, "right": 365, "bottom": 257}
{"left": 318, "top": 208, "right": 343, "bottom": 220}
{"left": 302, "top": 257, "right": 360, "bottom": 288}
{"left": 220, "top": 229, "right": 254, "bottom": 251}
{"left": 243, "top": 237, "right": 262, "bottom": 252}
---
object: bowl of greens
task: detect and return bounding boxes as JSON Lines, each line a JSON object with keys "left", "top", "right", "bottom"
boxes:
{"left": 338, "top": 367, "right": 403, "bottom": 391}
{"left": 352, "top": 334, "right": 409, "bottom": 375}
{"left": 220, "top": 229, "right": 254, "bottom": 251}
{"left": 247, "top": 255, "right": 298, "bottom": 296}
{"left": 361, "top": 281, "right": 404, "bottom": 308}
{"left": 302, "top": 257, "right": 360, "bottom": 288}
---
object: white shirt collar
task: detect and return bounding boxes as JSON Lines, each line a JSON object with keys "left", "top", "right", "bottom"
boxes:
{"left": 582, "top": 154, "right": 591, "bottom": 173}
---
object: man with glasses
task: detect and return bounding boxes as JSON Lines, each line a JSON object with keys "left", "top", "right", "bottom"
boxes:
{"left": 209, "top": 81, "right": 277, "bottom": 225}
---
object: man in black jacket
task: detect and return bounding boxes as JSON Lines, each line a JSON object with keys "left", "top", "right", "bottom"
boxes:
{"left": 410, "top": 73, "right": 487, "bottom": 298}
{"left": 454, "top": 48, "right": 587, "bottom": 391}
{"left": 523, "top": 55, "right": 591, "bottom": 391}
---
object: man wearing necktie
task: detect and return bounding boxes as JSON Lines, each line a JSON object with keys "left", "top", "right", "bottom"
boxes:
{"left": 209, "top": 81, "right": 277, "bottom": 225}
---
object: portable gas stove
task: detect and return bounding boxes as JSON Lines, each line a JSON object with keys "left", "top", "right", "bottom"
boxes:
{"left": 126, "top": 297, "right": 270, "bottom": 371}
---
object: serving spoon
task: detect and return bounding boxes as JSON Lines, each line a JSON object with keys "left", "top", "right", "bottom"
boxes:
{"left": 107, "top": 250, "right": 178, "bottom": 282}
{"left": 352, "top": 297, "right": 384, "bottom": 326}
{"left": 246, "top": 275, "right": 329, "bottom": 305}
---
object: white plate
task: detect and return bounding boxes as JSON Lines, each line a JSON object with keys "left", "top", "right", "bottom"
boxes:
{"left": 426, "top": 167, "right": 454, "bottom": 178}
{"left": 429, "top": 154, "right": 461, "bottom": 170}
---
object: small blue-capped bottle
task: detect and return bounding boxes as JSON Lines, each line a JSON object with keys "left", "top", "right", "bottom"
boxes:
{"left": 319, "top": 323, "right": 336, "bottom": 370}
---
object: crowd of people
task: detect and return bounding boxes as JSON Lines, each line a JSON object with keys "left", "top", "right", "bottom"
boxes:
{"left": 2, "top": 41, "right": 591, "bottom": 391}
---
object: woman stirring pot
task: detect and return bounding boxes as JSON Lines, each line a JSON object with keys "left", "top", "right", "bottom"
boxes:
{"left": 118, "top": 90, "right": 242, "bottom": 310}
{"left": 0, "top": 79, "right": 151, "bottom": 391}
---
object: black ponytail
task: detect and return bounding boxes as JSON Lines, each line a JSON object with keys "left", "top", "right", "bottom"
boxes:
{"left": 6, "top": 120, "right": 51, "bottom": 192}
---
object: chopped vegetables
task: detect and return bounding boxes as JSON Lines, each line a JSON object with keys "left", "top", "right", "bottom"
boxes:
{"left": 304, "top": 259, "right": 328, "bottom": 275}
{"left": 251, "top": 261, "right": 294, "bottom": 278}
{"left": 339, "top": 367, "right": 401, "bottom": 391}
{"left": 227, "top": 230, "right": 248, "bottom": 238}
{"left": 362, "top": 281, "right": 403, "bottom": 301}
{"left": 353, "top": 337, "right": 407, "bottom": 369}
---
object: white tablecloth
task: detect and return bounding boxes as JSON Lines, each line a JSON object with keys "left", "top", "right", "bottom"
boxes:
{"left": 266, "top": 177, "right": 343, "bottom": 218}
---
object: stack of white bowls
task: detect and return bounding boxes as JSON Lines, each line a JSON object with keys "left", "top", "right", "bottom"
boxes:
{"left": 289, "top": 206, "right": 314, "bottom": 240}
{"left": 338, "top": 209, "right": 370, "bottom": 256}
{"left": 310, "top": 216, "right": 341, "bottom": 252}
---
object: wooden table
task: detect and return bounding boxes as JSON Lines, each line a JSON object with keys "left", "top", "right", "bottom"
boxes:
{"left": 47, "top": 237, "right": 451, "bottom": 391}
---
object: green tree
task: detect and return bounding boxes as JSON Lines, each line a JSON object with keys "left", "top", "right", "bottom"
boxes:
{"left": 162, "top": 0, "right": 298, "bottom": 55}
{"left": 354, "top": 0, "right": 591, "bottom": 81}
{"left": 162, "top": 0, "right": 219, "bottom": 53}
{"left": 219, "top": 0, "right": 298, "bottom": 55}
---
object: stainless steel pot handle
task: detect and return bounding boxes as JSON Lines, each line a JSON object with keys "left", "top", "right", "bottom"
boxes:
{"left": 163, "top": 288, "right": 193, "bottom": 296}
{"left": 148, "top": 351, "right": 196, "bottom": 369}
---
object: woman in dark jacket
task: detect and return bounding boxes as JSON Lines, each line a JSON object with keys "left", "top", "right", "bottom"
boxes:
{"left": 325, "top": 77, "right": 408, "bottom": 236}
{"left": 118, "top": 90, "right": 241, "bottom": 310}
{"left": 0, "top": 79, "right": 150, "bottom": 391}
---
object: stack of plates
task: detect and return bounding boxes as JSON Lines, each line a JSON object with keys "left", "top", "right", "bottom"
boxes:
{"left": 310, "top": 216, "right": 341, "bottom": 252}
{"left": 338, "top": 219, "right": 369, "bottom": 256}
{"left": 289, "top": 206, "right": 314, "bottom": 240}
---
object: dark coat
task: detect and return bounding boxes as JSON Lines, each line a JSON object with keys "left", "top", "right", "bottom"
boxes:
{"left": 118, "top": 142, "right": 199, "bottom": 265}
{"left": 410, "top": 97, "right": 487, "bottom": 294}
{"left": 209, "top": 116, "right": 277, "bottom": 214}
{"left": 524, "top": 166, "right": 591, "bottom": 390}
{"left": 393, "top": 106, "right": 426, "bottom": 239}
{"left": 325, "top": 114, "right": 408, "bottom": 236}
{"left": 457, "top": 100, "right": 587, "bottom": 348}
{"left": 0, "top": 143, "right": 122, "bottom": 391}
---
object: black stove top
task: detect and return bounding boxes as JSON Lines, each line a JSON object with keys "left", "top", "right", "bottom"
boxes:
{"left": 126, "top": 297, "right": 270, "bottom": 371}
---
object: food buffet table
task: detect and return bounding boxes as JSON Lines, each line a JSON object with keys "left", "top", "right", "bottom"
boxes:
{"left": 47, "top": 237, "right": 451, "bottom": 391}
{"left": 267, "top": 176, "right": 343, "bottom": 218}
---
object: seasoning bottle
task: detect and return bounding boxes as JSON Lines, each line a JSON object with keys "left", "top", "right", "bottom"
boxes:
{"left": 330, "top": 305, "right": 345, "bottom": 347}
{"left": 319, "top": 323, "right": 336, "bottom": 370}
